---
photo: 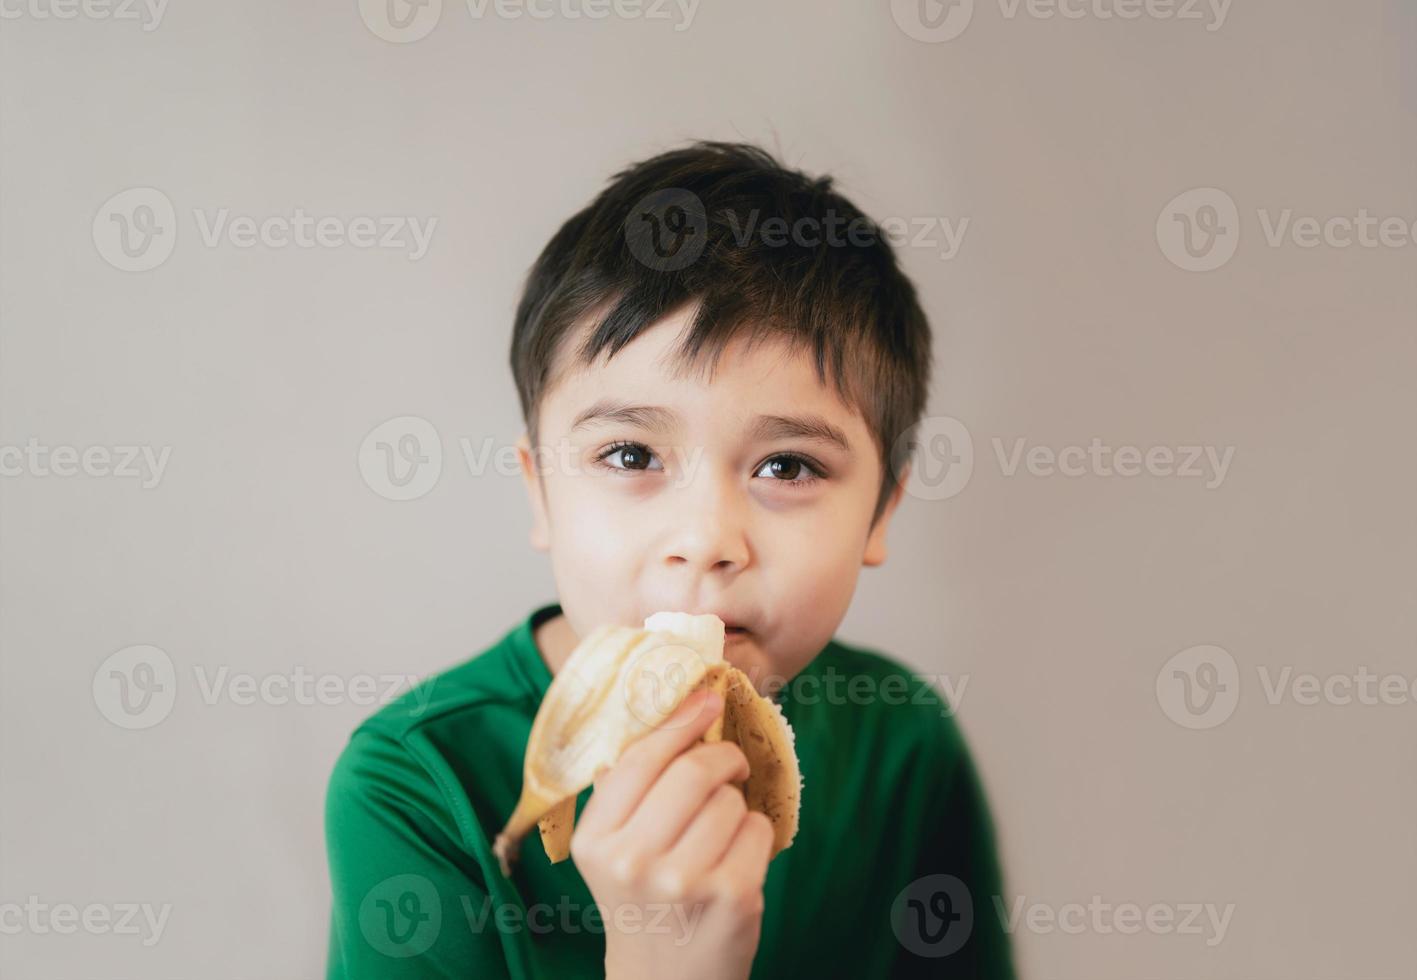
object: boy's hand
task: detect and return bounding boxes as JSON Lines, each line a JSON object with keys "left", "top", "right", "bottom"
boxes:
{"left": 571, "top": 687, "right": 775, "bottom": 980}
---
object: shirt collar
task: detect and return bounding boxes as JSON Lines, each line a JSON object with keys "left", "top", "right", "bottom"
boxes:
{"left": 508, "top": 600, "right": 562, "bottom": 703}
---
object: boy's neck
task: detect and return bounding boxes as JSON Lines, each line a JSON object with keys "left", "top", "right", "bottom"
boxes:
{"left": 532, "top": 610, "right": 579, "bottom": 677}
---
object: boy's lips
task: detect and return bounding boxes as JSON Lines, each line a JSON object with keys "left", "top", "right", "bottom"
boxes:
{"left": 655, "top": 607, "right": 753, "bottom": 633}
{"left": 643, "top": 608, "right": 757, "bottom": 645}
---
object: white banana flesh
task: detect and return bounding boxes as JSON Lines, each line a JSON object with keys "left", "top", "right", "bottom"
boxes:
{"left": 493, "top": 613, "right": 727, "bottom": 874}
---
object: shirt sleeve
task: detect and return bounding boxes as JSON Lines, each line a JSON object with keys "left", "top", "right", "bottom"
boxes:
{"left": 324, "top": 727, "right": 514, "bottom": 980}
{"left": 892, "top": 720, "right": 1017, "bottom": 979}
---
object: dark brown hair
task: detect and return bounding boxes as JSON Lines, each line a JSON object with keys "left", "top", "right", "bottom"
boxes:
{"left": 509, "top": 140, "right": 932, "bottom": 525}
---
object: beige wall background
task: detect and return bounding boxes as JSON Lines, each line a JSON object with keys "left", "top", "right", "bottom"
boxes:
{"left": 2, "top": 0, "right": 1414, "bottom": 976}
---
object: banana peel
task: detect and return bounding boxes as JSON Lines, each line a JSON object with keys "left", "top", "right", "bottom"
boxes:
{"left": 493, "top": 612, "right": 801, "bottom": 875}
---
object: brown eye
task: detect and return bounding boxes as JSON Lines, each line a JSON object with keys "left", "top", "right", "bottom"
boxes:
{"left": 597, "top": 441, "right": 662, "bottom": 473}
{"left": 753, "top": 453, "right": 823, "bottom": 486}
{"left": 769, "top": 457, "right": 801, "bottom": 480}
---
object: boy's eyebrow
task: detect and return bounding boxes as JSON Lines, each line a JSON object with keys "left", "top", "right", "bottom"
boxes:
{"left": 571, "top": 398, "right": 853, "bottom": 454}
{"left": 571, "top": 399, "right": 682, "bottom": 434}
{"left": 750, "top": 413, "right": 853, "bottom": 454}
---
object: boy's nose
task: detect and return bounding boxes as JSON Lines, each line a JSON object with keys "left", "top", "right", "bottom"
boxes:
{"left": 659, "top": 474, "right": 750, "bottom": 576}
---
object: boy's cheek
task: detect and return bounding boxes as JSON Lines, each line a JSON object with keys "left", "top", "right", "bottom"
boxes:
{"left": 548, "top": 476, "right": 658, "bottom": 534}
{"left": 549, "top": 528, "right": 654, "bottom": 621}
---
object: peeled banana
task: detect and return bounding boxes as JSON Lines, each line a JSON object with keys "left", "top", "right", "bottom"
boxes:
{"left": 492, "top": 612, "right": 802, "bottom": 876}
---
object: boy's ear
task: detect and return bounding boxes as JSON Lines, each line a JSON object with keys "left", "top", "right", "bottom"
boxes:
{"left": 863, "top": 463, "right": 909, "bottom": 567}
{"left": 516, "top": 432, "right": 551, "bottom": 552}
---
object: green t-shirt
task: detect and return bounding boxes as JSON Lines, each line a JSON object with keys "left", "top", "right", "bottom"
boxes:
{"left": 325, "top": 601, "right": 1015, "bottom": 978}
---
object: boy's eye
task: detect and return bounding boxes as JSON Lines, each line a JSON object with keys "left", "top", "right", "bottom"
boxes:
{"left": 595, "top": 441, "right": 823, "bottom": 487}
{"left": 752, "top": 455, "right": 822, "bottom": 486}
{"left": 596, "top": 441, "right": 663, "bottom": 472}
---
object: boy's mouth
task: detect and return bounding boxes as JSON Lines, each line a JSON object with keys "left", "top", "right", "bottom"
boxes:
{"left": 651, "top": 609, "right": 754, "bottom": 643}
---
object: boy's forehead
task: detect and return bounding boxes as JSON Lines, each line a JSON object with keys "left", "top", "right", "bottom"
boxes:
{"left": 544, "top": 309, "right": 864, "bottom": 441}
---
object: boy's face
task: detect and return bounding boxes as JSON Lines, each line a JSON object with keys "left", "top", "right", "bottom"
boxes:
{"left": 516, "top": 305, "right": 908, "bottom": 695}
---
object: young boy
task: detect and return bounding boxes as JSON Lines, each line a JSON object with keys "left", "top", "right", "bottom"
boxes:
{"left": 324, "top": 141, "right": 1015, "bottom": 979}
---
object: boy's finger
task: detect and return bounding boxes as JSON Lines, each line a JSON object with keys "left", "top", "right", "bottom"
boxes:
{"left": 712, "top": 811, "right": 774, "bottom": 893}
{"left": 616, "top": 741, "right": 750, "bottom": 856}
{"left": 578, "top": 688, "right": 723, "bottom": 835}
